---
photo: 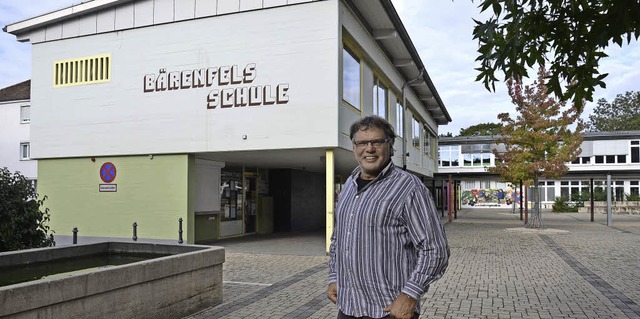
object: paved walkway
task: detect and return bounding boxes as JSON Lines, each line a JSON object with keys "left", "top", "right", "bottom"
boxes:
{"left": 186, "top": 210, "right": 640, "bottom": 319}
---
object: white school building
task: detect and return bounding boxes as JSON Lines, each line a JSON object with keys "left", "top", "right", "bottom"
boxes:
{"left": 3, "top": 0, "right": 451, "bottom": 248}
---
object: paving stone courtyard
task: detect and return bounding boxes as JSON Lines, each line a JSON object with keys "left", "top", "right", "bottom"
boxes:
{"left": 186, "top": 209, "right": 640, "bottom": 319}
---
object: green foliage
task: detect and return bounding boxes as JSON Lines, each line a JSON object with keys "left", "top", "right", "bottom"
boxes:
{"left": 552, "top": 197, "right": 579, "bottom": 212}
{"left": 0, "top": 167, "right": 55, "bottom": 252}
{"left": 473, "top": 0, "right": 640, "bottom": 111}
{"left": 489, "top": 68, "right": 584, "bottom": 184}
{"left": 439, "top": 132, "right": 453, "bottom": 137}
{"left": 585, "top": 91, "right": 640, "bottom": 131}
{"left": 459, "top": 122, "right": 503, "bottom": 136}
{"left": 625, "top": 193, "right": 640, "bottom": 201}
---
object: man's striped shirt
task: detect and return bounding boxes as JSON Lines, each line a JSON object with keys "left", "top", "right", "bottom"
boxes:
{"left": 328, "top": 161, "right": 449, "bottom": 318}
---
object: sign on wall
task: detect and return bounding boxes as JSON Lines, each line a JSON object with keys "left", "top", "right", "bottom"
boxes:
{"left": 143, "top": 63, "right": 290, "bottom": 109}
{"left": 99, "top": 162, "right": 117, "bottom": 192}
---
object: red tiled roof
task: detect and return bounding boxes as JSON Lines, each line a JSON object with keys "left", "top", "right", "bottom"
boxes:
{"left": 0, "top": 80, "right": 30, "bottom": 102}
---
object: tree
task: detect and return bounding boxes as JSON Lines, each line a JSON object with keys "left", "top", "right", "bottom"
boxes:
{"left": 439, "top": 132, "right": 453, "bottom": 137}
{"left": 473, "top": 0, "right": 640, "bottom": 110}
{"left": 586, "top": 91, "right": 640, "bottom": 131}
{"left": 459, "top": 122, "right": 503, "bottom": 136}
{"left": 0, "top": 167, "right": 55, "bottom": 252}
{"left": 490, "top": 68, "right": 584, "bottom": 228}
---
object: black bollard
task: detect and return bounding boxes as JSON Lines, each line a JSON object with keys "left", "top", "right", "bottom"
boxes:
{"left": 132, "top": 222, "right": 138, "bottom": 241}
{"left": 72, "top": 227, "right": 78, "bottom": 244}
{"left": 178, "top": 218, "right": 183, "bottom": 244}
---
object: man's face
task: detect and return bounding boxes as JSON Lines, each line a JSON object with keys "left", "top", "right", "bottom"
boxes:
{"left": 352, "top": 127, "right": 392, "bottom": 180}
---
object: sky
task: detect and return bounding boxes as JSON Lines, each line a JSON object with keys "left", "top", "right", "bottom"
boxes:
{"left": 1, "top": 0, "right": 639, "bottom": 135}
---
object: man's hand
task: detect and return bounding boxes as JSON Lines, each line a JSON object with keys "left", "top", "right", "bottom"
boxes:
{"left": 327, "top": 283, "right": 337, "bottom": 304}
{"left": 384, "top": 293, "right": 417, "bottom": 319}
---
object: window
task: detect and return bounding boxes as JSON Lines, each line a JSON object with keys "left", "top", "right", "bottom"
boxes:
{"left": 438, "top": 145, "right": 460, "bottom": 167}
{"left": 412, "top": 116, "right": 420, "bottom": 148}
{"left": 423, "top": 128, "right": 430, "bottom": 156}
{"left": 395, "top": 102, "right": 404, "bottom": 137}
{"left": 342, "top": 48, "right": 360, "bottom": 109}
{"left": 462, "top": 144, "right": 492, "bottom": 166}
{"left": 631, "top": 181, "right": 639, "bottom": 196}
{"left": 632, "top": 141, "right": 639, "bottom": 163}
{"left": 595, "top": 156, "right": 604, "bottom": 164}
{"left": 20, "top": 142, "right": 30, "bottom": 160}
{"left": 373, "top": 77, "right": 387, "bottom": 118}
{"left": 20, "top": 105, "right": 30, "bottom": 123}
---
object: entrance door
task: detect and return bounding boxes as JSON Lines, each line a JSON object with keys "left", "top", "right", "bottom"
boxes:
{"left": 243, "top": 173, "right": 258, "bottom": 234}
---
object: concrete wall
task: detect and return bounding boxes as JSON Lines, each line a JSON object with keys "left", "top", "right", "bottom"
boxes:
{"left": 38, "top": 154, "right": 193, "bottom": 242}
{"left": 0, "top": 242, "right": 224, "bottom": 319}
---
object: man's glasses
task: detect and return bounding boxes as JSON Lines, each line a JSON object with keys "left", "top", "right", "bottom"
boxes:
{"left": 353, "top": 138, "right": 389, "bottom": 149}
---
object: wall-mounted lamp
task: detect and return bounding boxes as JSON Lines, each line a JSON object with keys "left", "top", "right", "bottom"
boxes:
{"left": 149, "top": 154, "right": 154, "bottom": 160}
{"left": 242, "top": 135, "right": 248, "bottom": 140}
{"left": 91, "top": 157, "right": 96, "bottom": 162}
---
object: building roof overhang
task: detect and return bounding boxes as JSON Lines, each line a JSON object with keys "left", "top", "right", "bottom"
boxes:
{"left": 345, "top": 0, "right": 451, "bottom": 125}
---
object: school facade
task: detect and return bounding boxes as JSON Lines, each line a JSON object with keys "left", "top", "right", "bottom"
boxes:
{"left": 436, "top": 132, "right": 640, "bottom": 210}
{"left": 4, "top": 0, "right": 450, "bottom": 247}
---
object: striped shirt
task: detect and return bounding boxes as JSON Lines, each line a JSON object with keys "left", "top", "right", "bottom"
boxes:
{"left": 328, "top": 161, "right": 449, "bottom": 318}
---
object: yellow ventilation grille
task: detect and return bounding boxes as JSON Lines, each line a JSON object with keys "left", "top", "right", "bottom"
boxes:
{"left": 54, "top": 54, "right": 111, "bottom": 87}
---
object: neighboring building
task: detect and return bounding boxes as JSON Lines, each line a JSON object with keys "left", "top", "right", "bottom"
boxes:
{"left": 4, "top": 0, "right": 450, "bottom": 246}
{"left": 0, "top": 80, "right": 37, "bottom": 183}
{"left": 437, "top": 132, "right": 640, "bottom": 209}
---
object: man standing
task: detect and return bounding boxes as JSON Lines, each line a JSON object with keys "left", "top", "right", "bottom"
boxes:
{"left": 328, "top": 116, "right": 449, "bottom": 319}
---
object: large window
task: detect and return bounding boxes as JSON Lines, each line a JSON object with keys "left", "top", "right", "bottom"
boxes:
{"left": 411, "top": 116, "right": 420, "bottom": 148}
{"left": 373, "top": 77, "right": 387, "bottom": 118}
{"left": 632, "top": 141, "right": 639, "bottom": 163}
{"left": 20, "top": 105, "right": 30, "bottom": 123}
{"left": 438, "top": 145, "right": 460, "bottom": 167}
{"left": 462, "top": 144, "right": 492, "bottom": 166}
{"left": 20, "top": 142, "right": 30, "bottom": 160}
{"left": 423, "top": 128, "right": 430, "bottom": 156}
{"left": 342, "top": 48, "right": 360, "bottom": 109}
{"left": 395, "top": 102, "right": 403, "bottom": 137}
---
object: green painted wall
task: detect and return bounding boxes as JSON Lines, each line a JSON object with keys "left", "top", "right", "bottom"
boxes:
{"left": 38, "top": 155, "right": 193, "bottom": 242}
{"left": 195, "top": 215, "right": 220, "bottom": 242}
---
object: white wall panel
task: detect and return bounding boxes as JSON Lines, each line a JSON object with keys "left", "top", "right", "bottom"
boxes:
{"left": 62, "top": 19, "right": 80, "bottom": 38}
{"left": 240, "top": 0, "right": 263, "bottom": 11}
{"left": 154, "top": 0, "right": 175, "bottom": 24}
{"left": 175, "top": 0, "right": 196, "bottom": 21}
{"left": 195, "top": 0, "right": 217, "bottom": 17}
{"left": 97, "top": 8, "right": 116, "bottom": 33}
{"left": 115, "top": 3, "right": 135, "bottom": 30}
{"left": 195, "top": 159, "right": 224, "bottom": 212}
{"left": 45, "top": 24, "right": 62, "bottom": 41}
{"left": 218, "top": 0, "right": 240, "bottom": 15}
{"left": 30, "top": 1, "right": 339, "bottom": 159}
{"left": 134, "top": 0, "right": 154, "bottom": 27}
{"left": 78, "top": 14, "right": 98, "bottom": 36}
{"left": 264, "top": 0, "right": 287, "bottom": 7}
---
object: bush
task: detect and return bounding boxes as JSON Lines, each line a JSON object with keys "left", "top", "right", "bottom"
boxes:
{"left": 0, "top": 167, "right": 55, "bottom": 252}
{"left": 626, "top": 193, "right": 640, "bottom": 201}
{"left": 552, "top": 197, "right": 578, "bottom": 212}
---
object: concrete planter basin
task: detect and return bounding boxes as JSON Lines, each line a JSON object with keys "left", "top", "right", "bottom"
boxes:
{"left": 0, "top": 242, "right": 224, "bottom": 319}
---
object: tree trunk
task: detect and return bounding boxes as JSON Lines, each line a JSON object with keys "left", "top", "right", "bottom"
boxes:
{"left": 526, "top": 174, "right": 544, "bottom": 228}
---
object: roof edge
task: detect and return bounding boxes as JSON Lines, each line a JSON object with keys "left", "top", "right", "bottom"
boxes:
{"left": 379, "top": 0, "right": 451, "bottom": 123}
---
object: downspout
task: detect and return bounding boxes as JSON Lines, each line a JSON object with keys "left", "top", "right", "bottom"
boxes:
{"left": 401, "top": 68, "right": 425, "bottom": 170}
